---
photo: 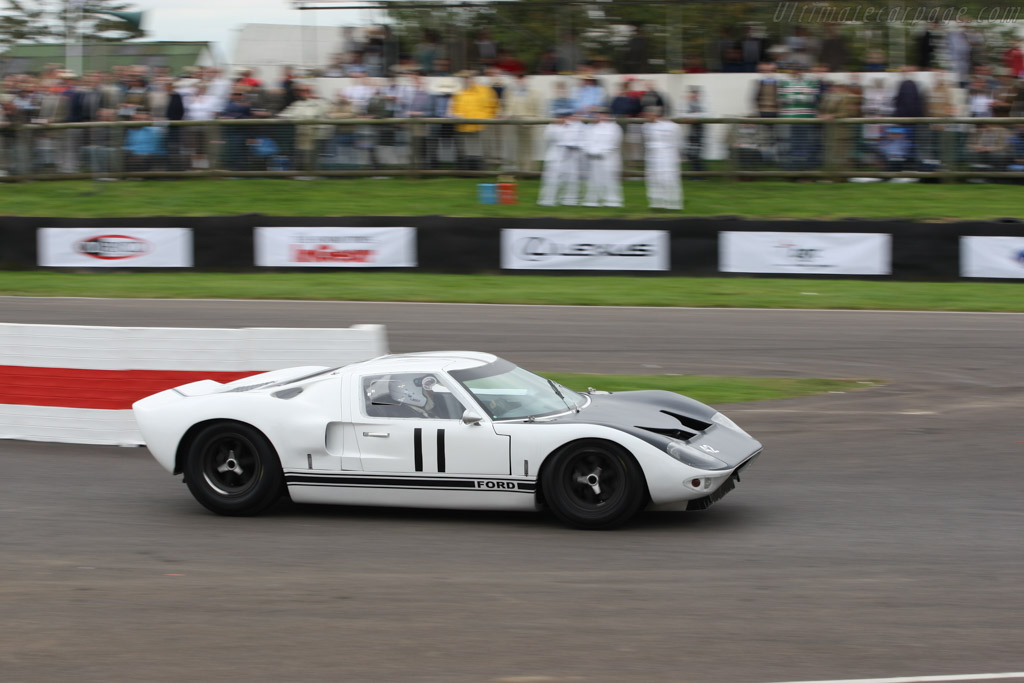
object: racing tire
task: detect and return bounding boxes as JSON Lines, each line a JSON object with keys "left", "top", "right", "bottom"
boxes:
{"left": 542, "top": 440, "right": 647, "bottom": 530}
{"left": 184, "top": 422, "right": 284, "bottom": 516}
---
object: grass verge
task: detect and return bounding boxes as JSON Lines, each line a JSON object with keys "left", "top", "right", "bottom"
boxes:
{"left": 539, "top": 373, "right": 878, "bottom": 405}
{"left": 0, "top": 272, "right": 1021, "bottom": 312}
{"left": 1, "top": 177, "right": 1023, "bottom": 220}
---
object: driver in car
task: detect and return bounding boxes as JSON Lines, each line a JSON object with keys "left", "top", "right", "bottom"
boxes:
{"left": 389, "top": 375, "right": 448, "bottom": 419}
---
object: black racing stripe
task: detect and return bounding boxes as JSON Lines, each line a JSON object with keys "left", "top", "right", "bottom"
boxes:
{"left": 286, "top": 474, "right": 477, "bottom": 488}
{"left": 436, "top": 429, "right": 446, "bottom": 473}
{"left": 414, "top": 427, "right": 423, "bottom": 472}
{"left": 284, "top": 473, "right": 538, "bottom": 492}
{"left": 287, "top": 482, "right": 535, "bottom": 494}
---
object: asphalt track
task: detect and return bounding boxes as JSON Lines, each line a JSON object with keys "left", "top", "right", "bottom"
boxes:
{"left": 2, "top": 298, "right": 1023, "bottom": 683}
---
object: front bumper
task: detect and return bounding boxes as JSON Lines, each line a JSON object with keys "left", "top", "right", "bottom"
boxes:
{"left": 685, "top": 449, "right": 761, "bottom": 511}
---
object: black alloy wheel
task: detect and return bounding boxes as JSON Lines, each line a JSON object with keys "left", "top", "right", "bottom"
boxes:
{"left": 184, "top": 422, "right": 284, "bottom": 516}
{"left": 542, "top": 440, "right": 646, "bottom": 529}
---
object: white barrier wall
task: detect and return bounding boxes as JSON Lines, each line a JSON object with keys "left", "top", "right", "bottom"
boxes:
{"left": 0, "top": 323, "right": 389, "bottom": 446}
{"left": 0, "top": 323, "right": 388, "bottom": 370}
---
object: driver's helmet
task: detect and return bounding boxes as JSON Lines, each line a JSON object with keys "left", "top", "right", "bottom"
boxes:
{"left": 389, "top": 375, "right": 436, "bottom": 408}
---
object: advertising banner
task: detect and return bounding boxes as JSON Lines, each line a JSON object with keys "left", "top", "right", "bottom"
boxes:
{"left": 38, "top": 228, "right": 193, "bottom": 268}
{"left": 960, "top": 236, "right": 1024, "bottom": 279}
{"left": 720, "top": 232, "right": 891, "bottom": 275}
{"left": 501, "top": 229, "right": 669, "bottom": 271}
{"left": 254, "top": 227, "right": 417, "bottom": 267}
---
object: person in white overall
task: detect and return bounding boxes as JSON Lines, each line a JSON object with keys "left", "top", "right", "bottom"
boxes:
{"left": 582, "top": 108, "right": 624, "bottom": 208}
{"left": 538, "top": 114, "right": 585, "bottom": 206}
{"left": 642, "top": 106, "right": 684, "bottom": 210}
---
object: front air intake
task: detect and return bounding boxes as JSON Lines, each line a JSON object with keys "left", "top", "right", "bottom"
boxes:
{"left": 638, "top": 425, "right": 697, "bottom": 441}
{"left": 661, "top": 410, "right": 712, "bottom": 433}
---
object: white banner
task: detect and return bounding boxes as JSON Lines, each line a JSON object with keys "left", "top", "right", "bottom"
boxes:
{"left": 254, "top": 227, "right": 417, "bottom": 267}
{"left": 38, "top": 228, "right": 193, "bottom": 268}
{"left": 720, "top": 232, "right": 891, "bottom": 275}
{"left": 961, "top": 236, "right": 1024, "bottom": 279}
{"left": 501, "top": 229, "right": 669, "bottom": 271}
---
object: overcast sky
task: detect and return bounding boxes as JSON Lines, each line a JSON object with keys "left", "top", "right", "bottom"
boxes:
{"left": 131, "top": 0, "right": 380, "bottom": 57}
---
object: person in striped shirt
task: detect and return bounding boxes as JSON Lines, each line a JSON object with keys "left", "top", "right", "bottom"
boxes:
{"left": 779, "top": 65, "right": 819, "bottom": 172}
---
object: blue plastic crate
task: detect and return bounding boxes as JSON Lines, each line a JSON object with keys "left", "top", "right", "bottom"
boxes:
{"left": 477, "top": 183, "right": 497, "bottom": 204}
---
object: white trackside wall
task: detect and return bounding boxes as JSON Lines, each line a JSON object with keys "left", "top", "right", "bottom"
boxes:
{"left": 0, "top": 323, "right": 389, "bottom": 446}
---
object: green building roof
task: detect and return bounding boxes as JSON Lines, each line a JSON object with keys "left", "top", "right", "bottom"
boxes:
{"left": 0, "top": 41, "right": 216, "bottom": 76}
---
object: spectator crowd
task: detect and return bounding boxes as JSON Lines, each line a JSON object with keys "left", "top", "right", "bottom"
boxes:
{"left": 1, "top": 20, "right": 1023, "bottom": 180}
{"left": 738, "top": 59, "right": 1024, "bottom": 176}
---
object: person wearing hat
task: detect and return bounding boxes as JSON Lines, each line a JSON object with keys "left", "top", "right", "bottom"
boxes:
{"left": 538, "top": 113, "right": 586, "bottom": 206}
{"left": 582, "top": 107, "right": 623, "bottom": 207}
{"left": 642, "top": 106, "right": 684, "bottom": 210}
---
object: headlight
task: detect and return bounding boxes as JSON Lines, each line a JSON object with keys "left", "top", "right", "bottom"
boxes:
{"left": 665, "top": 442, "right": 730, "bottom": 471}
{"left": 712, "top": 412, "right": 750, "bottom": 437}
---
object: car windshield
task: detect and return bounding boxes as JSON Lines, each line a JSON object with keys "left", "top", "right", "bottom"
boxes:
{"left": 449, "top": 359, "right": 586, "bottom": 421}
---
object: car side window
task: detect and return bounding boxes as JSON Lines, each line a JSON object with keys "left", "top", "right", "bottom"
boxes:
{"left": 362, "top": 373, "right": 467, "bottom": 420}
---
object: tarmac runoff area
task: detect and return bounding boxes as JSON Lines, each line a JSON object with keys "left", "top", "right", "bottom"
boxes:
{"left": 1, "top": 297, "right": 1022, "bottom": 682}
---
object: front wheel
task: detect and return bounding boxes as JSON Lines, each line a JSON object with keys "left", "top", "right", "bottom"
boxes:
{"left": 184, "top": 422, "right": 284, "bottom": 516}
{"left": 541, "top": 440, "right": 647, "bottom": 529}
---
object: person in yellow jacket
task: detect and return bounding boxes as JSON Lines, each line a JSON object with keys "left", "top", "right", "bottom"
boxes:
{"left": 451, "top": 75, "right": 498, "bottom": 170}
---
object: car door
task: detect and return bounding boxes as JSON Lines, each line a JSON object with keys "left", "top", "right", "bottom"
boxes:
{"left": 352, "top": 371, "right": 510, "bottom": 475}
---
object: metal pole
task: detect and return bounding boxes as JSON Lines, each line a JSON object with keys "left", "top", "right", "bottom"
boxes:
{"left": 304, "top": 8, "right": 318, "bottom": 74}
{"left": 670, "top": 3, "right": 681, "bottom": 72}
{"left": 665, "top": 4, "right": 670, "bottom": 73}
{"left": 67, "top": 0, "right": 85, "bottom": 76}
{"left": 65, "top": 1, "right": 73, "bottom": 72}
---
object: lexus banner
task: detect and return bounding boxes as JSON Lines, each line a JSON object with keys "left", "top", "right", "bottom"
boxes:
{"left": 38, "top": 228, "right": 193, "bottom": 268}
{"left": 960, "top": 236, "right": 1024, "bottom": 279}
{"left": 720, "top": 232, "right": 891, "bottom": 275}
{"left": 255, "top": 227, "right": 417, "bottom": 268}
{"left": 501, "top": 229, "right": 669, "bottom": 271}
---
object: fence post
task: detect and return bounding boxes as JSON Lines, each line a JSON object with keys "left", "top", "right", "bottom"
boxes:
{"left": 824, "top": 119, "right": 839, "bottom": 181}
{"left": 411, "top": 121, "right": 423, "bottom": 178}
{"left": 618, "top": 120, "right": 627, "bottom": 181}
{"left": 724, "top": 122, "right": 738, "bottom": 181}
{"left": 113, "top": 124, "right": 125, "bottom": 179}
{"left": 208, "top": 120, "right": 222, "bottom": 175}
{"left": 15, "top": 127, "right": 32, "bottom": 178}
{"left": 939, "top": 122, "right": 955, "bottom": 184}
{"left": 309, "top": 123, "right": 319, "bottom": 174}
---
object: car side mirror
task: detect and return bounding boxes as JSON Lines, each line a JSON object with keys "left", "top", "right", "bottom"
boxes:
{"left": 462, "top": 410, "right": 483, "bottom": 425}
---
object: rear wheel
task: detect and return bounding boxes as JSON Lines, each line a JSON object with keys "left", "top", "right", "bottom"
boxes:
{"left": 184, "top": 422, "right": 284, "bottom": 516}
{"left": 542, "top": 440, "right": 646, "bottom": 529}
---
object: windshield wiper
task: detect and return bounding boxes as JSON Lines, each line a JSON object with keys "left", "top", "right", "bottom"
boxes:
{"left": 547, "top": 378, "right": 579, "bottom": 413}
{"left": 547, "top": 378, "right": 565, "bottom": 400}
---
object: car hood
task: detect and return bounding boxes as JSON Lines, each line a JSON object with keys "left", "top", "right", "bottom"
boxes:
{"left": 561, "top": 390, "right": 717, "bottom": 427}
{"left": 545, "top": 390, "right": 758, "bottom": 468}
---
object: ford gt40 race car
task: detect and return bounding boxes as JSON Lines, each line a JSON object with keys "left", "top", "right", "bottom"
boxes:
{"left": 134, "top": 352, "right": 762, "bottom": 529}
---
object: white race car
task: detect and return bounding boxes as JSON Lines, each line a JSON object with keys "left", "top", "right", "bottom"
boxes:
{"left": 134, "top": 352, "right": 762, "bottom": 529}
